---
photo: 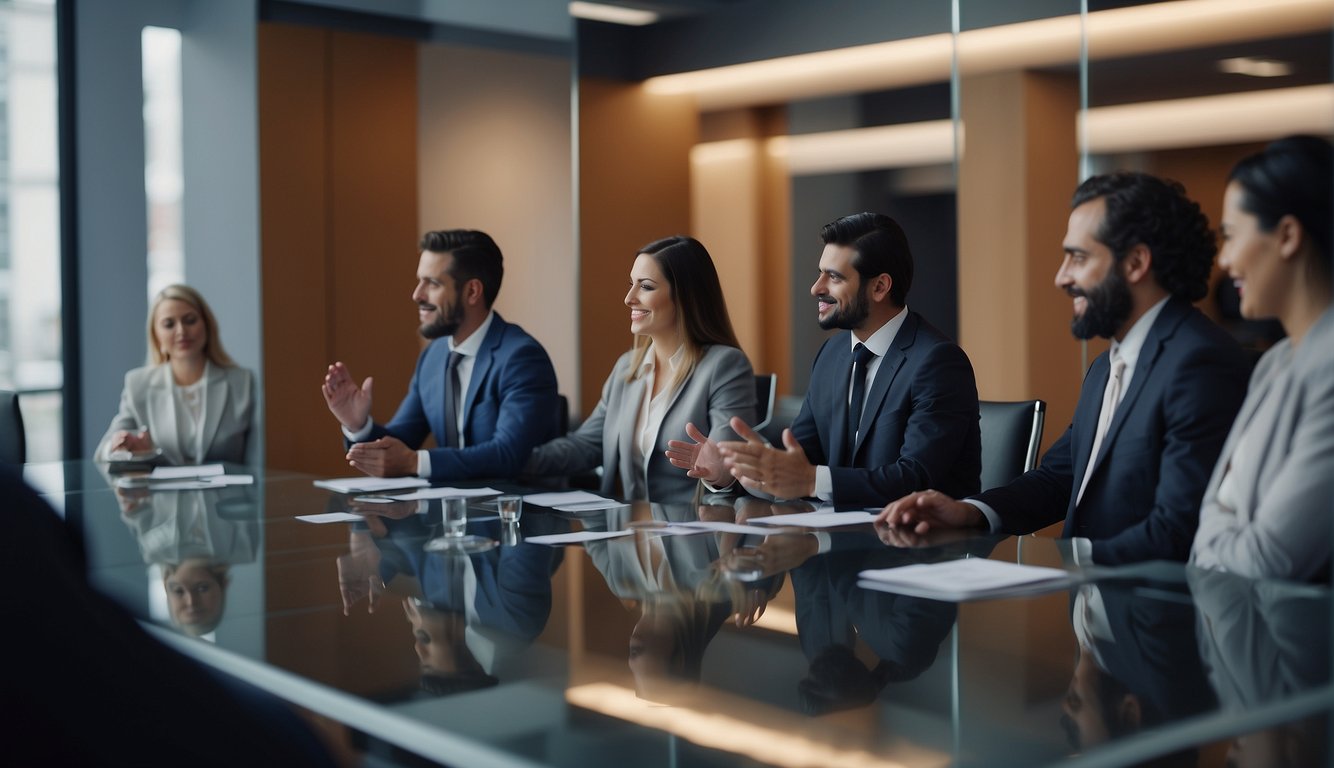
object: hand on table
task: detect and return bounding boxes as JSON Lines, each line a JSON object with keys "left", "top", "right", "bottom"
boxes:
{"left": 874, "top": 490, "right": 984, "bottom": 534}
{"left": 346, "top": 436, "right": 416, "bottom": 478}
{"left": 109, "top": 428, "right": 155, "bottom": 455}
{"left": 322, "top": 361, "right": 373, "bottom": 430}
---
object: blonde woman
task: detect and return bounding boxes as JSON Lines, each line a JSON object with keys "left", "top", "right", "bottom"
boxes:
{"left": 96, "top": 284, "right": 256, "bottom": 465}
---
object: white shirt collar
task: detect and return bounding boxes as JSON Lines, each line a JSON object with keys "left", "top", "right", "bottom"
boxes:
{"left": 635, "top": 342, "right": 685, "bottom": 377}
{"left": 1109, "top": 297, "right": 1167, "bottom": 368}
{"left": 448, "top": 310, "right": 495, "bottom": 358}
{"left": 851, "top": 305, "right": 909, "bottom": 358}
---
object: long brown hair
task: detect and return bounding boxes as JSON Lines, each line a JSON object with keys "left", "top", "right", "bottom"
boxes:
{"left": 626, "top": 236, "right": 740, "bottom": 392}
{"left": 147, "top": 284, "right": 235, "bottom": 368}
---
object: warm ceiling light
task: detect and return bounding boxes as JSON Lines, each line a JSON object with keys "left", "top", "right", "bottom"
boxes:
{"left": 766, "top": 120, "right": 956, "bottom": 176}
{"left": 644, "top": 0, "right": 1334, "bottom": 110}
{"left": 1216, "top": 56, "right": 1297, "bottom": 77}
{"left": 1082, "top": 83, "right": 1334, "bottom": 153}
{"left": 569, "top": 1, "right": 659, "bottom": 26}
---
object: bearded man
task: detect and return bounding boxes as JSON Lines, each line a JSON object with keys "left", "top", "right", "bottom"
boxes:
{"left": 879, "top": 175, "right": 1249, "bottom": 564}
{"left": 715, "top": 212, "right": 981, "bottom": 508}
{"left": 322, "top": 229, "right": 560, "bottom": 480}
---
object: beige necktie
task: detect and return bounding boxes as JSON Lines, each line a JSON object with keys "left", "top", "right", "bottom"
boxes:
{"left": 1076, "top": 353, "right": 1126, "bottom": 505}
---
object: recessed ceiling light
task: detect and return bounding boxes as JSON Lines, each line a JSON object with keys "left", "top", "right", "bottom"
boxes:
{"left": 569, "top": 1, "right": 659, "bottom": 26}
{"left": 1217, "top": 56, "right": 1295, "bottom": 77}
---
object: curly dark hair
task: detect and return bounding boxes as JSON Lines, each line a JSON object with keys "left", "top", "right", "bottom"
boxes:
{"left": 1071, "top": 173, "right": 1215, "bottom": 303}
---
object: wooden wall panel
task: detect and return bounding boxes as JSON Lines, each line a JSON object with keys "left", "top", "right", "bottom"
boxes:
{"left": 259, "top": 24, "right": 419, "bottom": 476}
{"left": 577, "top": 79, "right": 696, "bottom": 415}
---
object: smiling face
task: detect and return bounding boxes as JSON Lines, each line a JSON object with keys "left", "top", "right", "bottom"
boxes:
{"left": 1218, "top": 180, "right": 1289, "bottom": 321}
{"left": 811, "top": 243, "right": 871, "bottom": 332}
{"left": 412, "top": 250, "right": 466, "bottom": 339}
{"left": 1056, "top": 199, "right": 1134, "bottom": 340}
{"left": 625, "top": 253, "right": 678, "bottom": 343}
{"left": 153, "top": 298, "right": 206, "bottom": 363}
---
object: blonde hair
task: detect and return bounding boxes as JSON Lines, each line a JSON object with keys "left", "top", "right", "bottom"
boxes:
{"left": 147, "top": 284, "right": 235, "bottom": 367}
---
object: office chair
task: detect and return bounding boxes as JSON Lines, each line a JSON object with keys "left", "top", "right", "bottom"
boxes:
{"left": 0, "top": 390, "right": 25, "bottom": 465}
{"left": 752, "top": 373, "right": 777, "bottom": 433}
{"left": 978, "top": 399, "right": 1045, "bottom": 492}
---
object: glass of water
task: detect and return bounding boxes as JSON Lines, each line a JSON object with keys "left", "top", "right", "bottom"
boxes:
{"left": 497, "top": 495, "right": 523, "bottom": 523}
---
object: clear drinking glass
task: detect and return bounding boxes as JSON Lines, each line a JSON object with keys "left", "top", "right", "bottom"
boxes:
{"left": 442, "top": 496, "right": 469, "bottom": 538}
{"left": 497, "top": 495, "right": 523, "bottom": 523}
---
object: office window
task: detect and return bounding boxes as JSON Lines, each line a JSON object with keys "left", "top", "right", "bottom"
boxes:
{"left": 142, "top": 25, "right": 182, "bottom": 299}
{"left": 0, "top": 0, "right": 60, "bottom": 461}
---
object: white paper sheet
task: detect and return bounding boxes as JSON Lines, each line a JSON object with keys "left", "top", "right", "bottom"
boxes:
{"left": 672, "top": 521, "right": 779, "bottom": 536}
{"left": 383, "top": 486, "right": 501, "bottom": 501}
{"left": 525, "top": 530, "right": 635, "bottom": 545}
{"left": 295, "top": 512, "right": 365, "bottom": 524}
{"left": 747, "top": 510, "right": 878, "bottom": 528}
{"left": 551, "top": 500, "right": 627, "bottom": 512}
{"left": 149, "top": 475, "right": 255, "bottom": 491}
{"left": 149, "top": 464, "right": 225, "bottom": 480}
{"left": 313, "top": 477, "right": 431, "bottom": 494}
{"left": 858, "top": 558, "right": 1072, "bottom": 602}
{"left": 522, "top": 490, "right": 612, "bottom": 507}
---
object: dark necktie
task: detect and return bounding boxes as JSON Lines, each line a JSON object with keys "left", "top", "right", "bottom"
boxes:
{"left": 444, "top": 352, "right": 463, "bottom": 448}
{"left": 846, "top": 343, "right": 875, "bottom": 460}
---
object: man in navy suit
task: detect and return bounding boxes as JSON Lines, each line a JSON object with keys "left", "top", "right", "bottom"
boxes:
{"left": 880, "top": 174, "right": 1249, "bottom": 564}
{"left": 719, "top": 212, "right": 981, "bottom": 508}
{"left": 322, "top": 229, "right": 560, "bottom": 480}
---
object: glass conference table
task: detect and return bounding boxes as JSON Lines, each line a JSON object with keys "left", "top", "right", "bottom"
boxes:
{"left": 24, "top": 461, "right": 1334, "bottom": 768}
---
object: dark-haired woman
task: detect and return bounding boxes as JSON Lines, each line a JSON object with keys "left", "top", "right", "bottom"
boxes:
{"left": 524, "top": 236, "right": 756, "bottom": 502}
{"left": 1192, "top": 136, "right": 1334, "bottom": 581}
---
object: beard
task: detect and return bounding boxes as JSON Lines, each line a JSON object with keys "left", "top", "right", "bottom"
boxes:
{"left": 419, "top": 290, "right": 465, "bottom": 339}
{"left": 1069, "top": 266, "right": 1132, "bottom": 340}
{"left": 817, "top": 286, "right": 871, "bottom": 331}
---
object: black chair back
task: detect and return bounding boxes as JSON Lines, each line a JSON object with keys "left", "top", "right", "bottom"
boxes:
{"left": 753, "top": 374, "right": 777, "bottom": 431}
{"left": 0, "top": 390, "right": 26, "bottom": 465}
{"left": 978, "top": 399, "right": 1045, "bottom": 491}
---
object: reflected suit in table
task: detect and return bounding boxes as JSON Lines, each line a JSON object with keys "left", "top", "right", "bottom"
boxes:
{"left": 974, "top": 298, "right": 1248, "bottom": 564}
{"left": 792, "top": 311, "right": 981, "bottom": 507}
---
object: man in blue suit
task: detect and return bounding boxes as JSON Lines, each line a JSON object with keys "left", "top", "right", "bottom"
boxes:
{"left": 322, "top": 229, "right": 560, "bottom": 480}
{"left": 880, "top": 173, "right": 1249, "bottom": 564}
{"left": 719, "top": 212, "right": 981, "bottom": 508}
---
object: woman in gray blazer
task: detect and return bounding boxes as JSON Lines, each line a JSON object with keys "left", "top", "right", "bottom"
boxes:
{"left": 96, "top": 284, "right": 257, "bottom": 466}
{"left": 1191, "top": 136, "right": 1334, "bottom": 581}
{"left": 525, "top": 236, "right": 756, "bottom": 502}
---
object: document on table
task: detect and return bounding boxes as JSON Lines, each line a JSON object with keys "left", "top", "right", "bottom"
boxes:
{"left": 858, "top": 558, "right": 1073, "bottom": 602}
{"left": 150, "top": 464, "right": 225, "bottom": 480}
{"left": 522, "top": 490, "right": 624, "bottom": 511}
{"left": 376, "top": 486, "right": 501, "bottom": 501}
{"left": 149, "top": 475, "right": 255, "bottom": 491}
{"left": 525, "top": 530, "right": 635, "bottom": 546}
{"left": 670, "top": 521, "right": 776, "bottom": 536}
{"left": 313, "top": 477, "right": 431, "bottom": 494}
{"left": 296, "top": 512, "right": 365, "bottom": 524}
{"left": 747, "top": 509, "right": 878, "bottom": 528}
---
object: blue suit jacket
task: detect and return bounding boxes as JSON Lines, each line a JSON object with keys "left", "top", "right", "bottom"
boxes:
{"left": 365, "top": 313, "right": 561, "bottom": 481}
{"left": 791, "top": 311, "right": 981, "bottom": 507}
{"left": 975, "top": 298, "right": 1249, "bottom": 564}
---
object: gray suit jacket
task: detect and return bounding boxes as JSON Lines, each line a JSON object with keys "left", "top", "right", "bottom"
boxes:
{"left": 524, "top": 344, "right": 756, "bottom": 502}
{"left": 96, "top": 363, "right": 257, "bottom": 466}
{"left": 1191, "top": 307, "right": 1334, "bottom": 580}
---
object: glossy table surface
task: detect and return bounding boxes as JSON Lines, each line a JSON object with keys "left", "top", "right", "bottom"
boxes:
{"left": 24, "top": 461, "right": 1334, "bottom": 768}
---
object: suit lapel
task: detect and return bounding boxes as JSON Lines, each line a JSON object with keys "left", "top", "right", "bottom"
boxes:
{"left": 1068, "top": 357, "right": 1108, "bottom": 504}
{"left": 149, "top": 365, "right": 181, "bottom": 461}
{"left": 827, "top": 340, "right": 854, "bottom": 466}
{"left": 463, "top": 317, "right": 505, "bottom": 434}
{"left": 615, "top": 373, "right": 648, "bottom": 492}
{"left": 852, "top": 313, "right": 915, "bottom": 458}
{"left": 198, "top": 364, "right": 228, "bottom": 461}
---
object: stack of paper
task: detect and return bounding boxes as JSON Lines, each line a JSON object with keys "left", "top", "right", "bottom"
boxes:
{"left": 142, "top": 464, "right": 255, "bottom": 490}
{"left": 525, "top": 530, "right": 635, "bottom": 546}
{"left": 858, "top": 558, "right": 1073, "bottom": 602}
{"left": 372, "top": 486, "right": 500, "bottom": 501}
{"left": 747, "top": 509, "right": 878, "bottom": 528}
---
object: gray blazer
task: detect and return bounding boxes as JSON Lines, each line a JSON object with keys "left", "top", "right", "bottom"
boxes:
{"left": 96, "top": 363, "right": 257, "bottom": 466}
{"left": 525, "top": 344, "right": 756, "bottom": 502}
{"left": 1191, "top": 308, "right": 1334, "bottom": 580}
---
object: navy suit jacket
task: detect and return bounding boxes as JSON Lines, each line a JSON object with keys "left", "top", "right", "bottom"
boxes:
{"left": 792, "top": 311, "right": 981, "bottom": 507}
{"left": 364, "top": 313, "right": 561, "bottom": 481}
{"left": 975, "top": 298, "right": 1248, "bottom": 564}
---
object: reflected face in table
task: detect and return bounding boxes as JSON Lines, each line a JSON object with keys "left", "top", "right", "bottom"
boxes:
{"left": 164, "top": 560, "right": 228, "bottom": 636}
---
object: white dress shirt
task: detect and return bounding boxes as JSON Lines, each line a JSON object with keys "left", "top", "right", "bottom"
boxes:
{"left": 628, "top": 344, "right": 685, "bottom": 500}
{"left": 966, "top": 297, "right": 1170, "bottom": 554}
{"left": 345, "top": 310, "right": 496, "bottom": 478}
